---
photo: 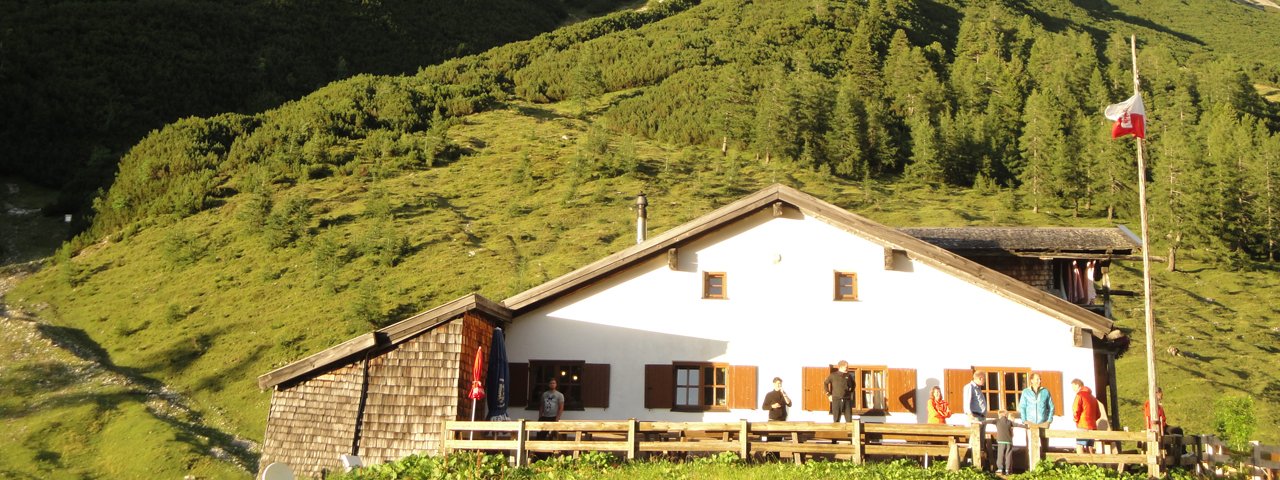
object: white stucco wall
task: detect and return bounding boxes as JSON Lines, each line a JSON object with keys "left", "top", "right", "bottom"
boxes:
{"left": 506, "top": 209, "right": 1099, "bottom": 443}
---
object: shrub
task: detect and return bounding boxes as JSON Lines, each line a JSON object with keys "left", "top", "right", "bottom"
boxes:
{"left": 161, "top": 228, "right": 206, "bottom": 268}
{"left": 1214, "top": 395, "right": 1256, "bottom": 452}
{"left": 262, "top": 195, "right": 313, "bottom": 249}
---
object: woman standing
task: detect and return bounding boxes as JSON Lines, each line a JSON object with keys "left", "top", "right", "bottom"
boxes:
{"left": 927, "top": 386, "right": 952, "bottom": 424}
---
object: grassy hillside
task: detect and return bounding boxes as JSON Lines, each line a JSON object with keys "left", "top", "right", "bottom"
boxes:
{"left": 3, "top": 0, "right": 1280, "bottom": 477}
{"left": 8, "top": 96, "right": 1280, "bottom": 477}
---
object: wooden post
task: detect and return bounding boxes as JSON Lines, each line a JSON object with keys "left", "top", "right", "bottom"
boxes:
{"left": 1027, "top": 426, "right": 1042, "bottom": 471}
{"left": 970, "top": 422, "right": 985, "bottom": 470}
{"left": 739, "top": 421, "right": 750, "bottom": 459}
{"left": 516, "top": 419, "right": 528, "bottom": 467}
{"left": 1147, "top": 429, "right": 1160, "bottom": 478}
{"left": 947, "top": 437, "right": 960, "bottom": 471}
{"left": 851, "top": 420, "right": 864, "bottom": 464}
{"left": 627, "top": 419, "right": 639, "bottom": 461}
{"left": 791, "top": 431, "right": 803, "bottom": 465}
{"left": 1129, "top": 33, "right": 1163, "bottom": 480}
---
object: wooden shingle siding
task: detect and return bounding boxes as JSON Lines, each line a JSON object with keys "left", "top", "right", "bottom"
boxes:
{"left": 978, "top": 257, "right": 1053, "bottom": 292}
{"left": 358, "top": 320, "right": 463, "bottom": 465}
{"left": 260, "top": 361, "right": 365, "bottom": 479}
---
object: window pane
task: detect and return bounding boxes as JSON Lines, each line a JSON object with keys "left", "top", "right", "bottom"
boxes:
{"left": 689, "top": 369, "right": 699, "bottom": 385}
{"left": 715, "top": 387, "right": 726, "bottom": 406}
{"left": 677, "top": 369, "right": 688, "bottom": 386}
{"left": 715, "top": 367, "right": 726, "bottom": 385}
{"left": 703, "top": 387, "right": 714, "bottom": 405}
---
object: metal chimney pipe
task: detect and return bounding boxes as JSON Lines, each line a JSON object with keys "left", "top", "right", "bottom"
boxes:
{"left": 636, "top": 193, "right": 648, "bottom": 244}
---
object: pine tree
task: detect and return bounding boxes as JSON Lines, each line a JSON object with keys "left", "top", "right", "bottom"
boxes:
{"left": 905, "top": 114, "right": 944, "bottom": 185}
{"left": 1201, "top": 104, "right": 1249, "bottom": 255}
{"left": 752, "top": 64, "right": 799, "bottom": 163}
{"left": 1251, "top": 126, "right": 1280, "bottom": 261}
{"left": 827, "top": 77, "right": 867, "bottom": 179}
{"left": 882, "top": 30, "right": 945, "bottom": 120}
{"left": 1019, "top": 89, "right": 1060, "bottom": 213}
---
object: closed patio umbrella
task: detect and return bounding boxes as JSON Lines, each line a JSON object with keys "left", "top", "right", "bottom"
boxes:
{"left": 485, "top": 327, "right": 510, "bottom": 420}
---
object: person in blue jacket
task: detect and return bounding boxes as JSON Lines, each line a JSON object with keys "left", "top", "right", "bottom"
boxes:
{"left": 1018, "top": 372, "right": 1055, "bottom": 427}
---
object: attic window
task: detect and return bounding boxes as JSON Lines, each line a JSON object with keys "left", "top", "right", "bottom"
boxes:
{"left": 834, "top": 272, "right": 858, "bottom": 301}
{"left": 703, "top": 272, "right": 726, "bottom": 299}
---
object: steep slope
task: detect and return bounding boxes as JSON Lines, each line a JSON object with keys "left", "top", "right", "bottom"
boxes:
{"left": 0, "top": 0, "right": 629, "bottom": 216}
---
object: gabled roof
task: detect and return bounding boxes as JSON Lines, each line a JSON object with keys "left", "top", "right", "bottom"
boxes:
{"left": 501, "top": 184, "right": 1113, "bottom": 337}
{"left": 901, "top": 226, "right": 1142, "bottom": 258}
{"left": 257, "top": 293, "right": 509, "bottom": 389}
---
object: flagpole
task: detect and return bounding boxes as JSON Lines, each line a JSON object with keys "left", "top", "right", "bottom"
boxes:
{"left": 1130, "top": 34, "right": 1161, "bottom": 475}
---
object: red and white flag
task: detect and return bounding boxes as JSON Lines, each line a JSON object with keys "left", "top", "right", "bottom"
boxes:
{"left": 1104, "top": 94, "right": 1146, "bottom": 139}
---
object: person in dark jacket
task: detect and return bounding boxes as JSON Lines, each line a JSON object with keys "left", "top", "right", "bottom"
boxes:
{"left": 824, "top": 360, "right": 855, "bottom": 422}
{"left": 761, "top": 377, "right": 792, "bottom": 421}
{"left": 994, "top": 411, "right": 1015, "bottom": 475}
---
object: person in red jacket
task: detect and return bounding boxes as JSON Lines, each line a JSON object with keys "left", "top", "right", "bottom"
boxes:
{"left": 1071, "top": 378, "right": 1100, "bottom": 453}
{"left": 1144, "top": 387, "right": 1167, "bottom": 434}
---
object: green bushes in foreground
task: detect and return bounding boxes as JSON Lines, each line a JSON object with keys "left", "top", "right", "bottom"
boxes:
{"left": 328, "top": 452, "right": 1213, "bottom": 480}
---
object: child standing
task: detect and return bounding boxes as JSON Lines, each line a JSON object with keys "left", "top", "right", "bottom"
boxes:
{"left": 994, "top": 411, "right": 1015, "bottom": 475}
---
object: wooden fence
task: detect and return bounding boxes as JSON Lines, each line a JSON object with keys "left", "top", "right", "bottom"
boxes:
{"left": 438, "top": 423, "right": 1280, "bottom": 478}
{"left": 442, "top": 420, "right": 980, "bottom": 468}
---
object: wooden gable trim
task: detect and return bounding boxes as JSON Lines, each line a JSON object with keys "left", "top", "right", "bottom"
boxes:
{"left": 503, "top": 186, "right": 786, "bottom": 312}
{"left": 500, "top": 184, "right": 1113, "bottom": 337}
{"left": 258, "top": 294, "right": 510, "bottom": 389}
{"left": 379, "top": 294, "right": 510, "bottom": 344}
{"left": 258, "top": 333, "right": 377, "bottom": 389}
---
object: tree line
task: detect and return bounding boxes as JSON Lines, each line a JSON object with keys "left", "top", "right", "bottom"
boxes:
{"left": 76, "top": 0, "right": 1280, "bottom": 265}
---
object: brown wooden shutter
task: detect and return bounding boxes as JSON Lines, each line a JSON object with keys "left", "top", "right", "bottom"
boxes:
{"left": 582, "top": 363, "right": 610, "bottom": 408}
{"left": 887, "top": 368, "right": 917, "bottom": 413}
{"left": 1035, "top": 370, "right": 1064, "bottom": 415}
{"left": 802, "top": 366, "right": 830, "bottom": 412}
{"left": 728, "top": 365, "right": 758, "bottom": 409}
{"left": 509, "top": 362, "right": 529, "bottom": 407}
{"left": 944, "top": 369, "right": 971, "bottom": 414}
{"left": 644, "top": 364, "right": 673, "bottom": 409}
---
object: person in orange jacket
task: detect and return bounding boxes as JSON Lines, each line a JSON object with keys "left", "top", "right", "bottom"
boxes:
{"left": 927, "top": 386, "right": 951, "bottom": 424}
{"left": 1071, "top": 378, "right": 1100, "bottom": 453}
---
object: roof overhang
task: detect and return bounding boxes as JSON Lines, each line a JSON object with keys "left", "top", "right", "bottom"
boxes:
{"left": 257, "top": 293, "right": 510, "bottom": 389}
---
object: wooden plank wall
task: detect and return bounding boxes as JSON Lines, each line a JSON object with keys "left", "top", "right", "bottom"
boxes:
{"left": 358, "top": 319, "right": 466, "bottom": 465}
{"left": 259, "top": 361, "right": 366, "bottom": 479}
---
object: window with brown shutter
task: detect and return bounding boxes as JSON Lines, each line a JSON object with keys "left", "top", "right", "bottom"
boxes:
{"left": 887, "top": 368, "right": 917, "bottom": 413}
{"left": 582, "top": 363, "right": 611, "bottom": 408}
{"left": 673, "top": 362, "right": 728, "bottom": 411}
{"left": 802, "top": 366, "right": 830, "bottom": 412}
{"left": 509, "top": 362, "right": 529, "bottom": 407}
{"left": 943, "top": 368, "right": 971, "bottom": 414}
{"left": 1034, "top": 370, "right": 1064, "bottom": 415}
{"left": 527, "top": 360, "right": 585, "bottom": 410}
{"left": 728, "top": 365, "right": 758, "bottom": 410}
{"left": 644, "top": 364, "right": 673, "bottom": 409}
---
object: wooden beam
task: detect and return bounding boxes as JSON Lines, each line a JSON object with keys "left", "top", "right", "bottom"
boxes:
{"left": 773, "top": 201, "right": 784, "bottom": 217}
{"left": 667, "top": 248, "right": 678, "bottom": 270}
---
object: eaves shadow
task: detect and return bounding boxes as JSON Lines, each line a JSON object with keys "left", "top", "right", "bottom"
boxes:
{"left": 1007, "top": 0, "right": 1203, "bottom": 47}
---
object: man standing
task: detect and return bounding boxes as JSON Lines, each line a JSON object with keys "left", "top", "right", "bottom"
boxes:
{"left": 538, "top": 378, "right": 565, "bottom": 440}
{"left": 1071, "top": 378, "right": 1100, "bottom": 454}
{"left": 963, "top": 371, "right": 988, "bottom": 423}
{"left": 1018, "top": 373, "right": 1055, "bottom": 427}
{"left": 824, "top": 361, "right": 855, "bottom": 422}
{"left": 762, "top": 377, "right": 792, "bottom": 421}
